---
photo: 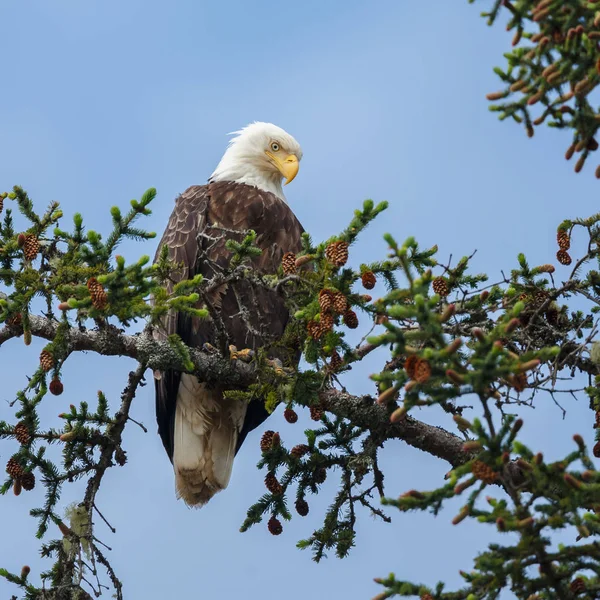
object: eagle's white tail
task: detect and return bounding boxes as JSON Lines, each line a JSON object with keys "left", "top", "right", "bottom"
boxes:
{"left": 173, "top": 374, "right": 247, "bottom": 507}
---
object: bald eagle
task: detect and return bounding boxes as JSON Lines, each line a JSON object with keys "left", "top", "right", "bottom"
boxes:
{"left": 154, "top": 122, "right": 304, "bottom": 506}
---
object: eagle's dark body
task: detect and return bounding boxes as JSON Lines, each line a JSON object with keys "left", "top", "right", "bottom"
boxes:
{"left": 154, "top": 181, "right": 304, "bottom": 505}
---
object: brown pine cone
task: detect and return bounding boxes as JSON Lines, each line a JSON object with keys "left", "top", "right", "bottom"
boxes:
{"left": 282, "top": 252, "right": 297, "bottom": 275}
{"left": 87, "top": 277, "right": 108, "bottom": 310}
{"left": 6, "top": 456, "right": 24, "bottom": 479}
{"left": 21, "top": 472, "right": 35, "bottom": 491}
{"left": 545, "top": 307, "right": 559, "bottom": 326}
{"left": 260, "top": 430, "right": 276, "bottom": 453}
{"left": 115, "top": 446, "right": 128, "bottom": 466}
{"left": 39, "top": 349, "right": 54, "bottom": 372}
{"left": 291, "top": 444, "right": 310, "bottom": 459}
{"left": 556, "top": 249, "right": 572, "bottom": 265}
{"left": 23, "top": 234, "right": 40, "bottom": 261}
{"left": 295, "top": 498, "right": 309, "bottom": 517}
{"left": 414, "top": 358, "right": 432, "bottom": 383}
{"left": 343, "top": 309, "right": 359, "bottom": 329}
{"left": 594, "top": 411, "right": 600, "bottom": 429}
{"left": 557, "top": 229, "right": 571, "bottom": 250}
{"left": 284, "top": 408, "right": 298, "bottom": 424}
{"left": 320, "top": 312, "right": 334, "bottom": 332}
{"left": 329, "top": 349, "right": 343, "bottom": 372}
{"left": 325, "top": 241, "right": 349, "bottom": 267}
{"left": 361, "top": 271, "right": 376, "bottom": 290}
{"left": 265, "top": 472, "right": 283, "bottom": 495}
{"left": 471, "top": 460, "right": 498, "bottom": 484}
{"left": 570, "top": 577, "right": 586, "bottom": 594}
{"left": 405, "top": 355, "right": 419, "bottom": 379}
{"left": 14, "top": 422, "right": 31, "bottom": 445}
{"left": 332, "top": 291, "right": 347, "bottom": 314}
{"left": 309, "top": 405, "right": 323, "bottom": 421}
{"left": 593, "top": 440, "right": 600, "bottom": 458}
{"left": 512, "top": 372, "right": 528, "bottom": 392}
{"left": 307, "top": 320, "right": 325, "bottom": 340}
{"left": 49, "top": 378, "right": 64, "bottom": 396}
{"left": 319, "top": 289, "right": 333, "bottom": 312}
{"left": 432, "top": 277, "right": 449, "bottom": 297}
{"left": 314, "top": 467, "right": 327, "bottom": 484}
{"left": 268, "top": 516, "right": 283, "bottom": 536}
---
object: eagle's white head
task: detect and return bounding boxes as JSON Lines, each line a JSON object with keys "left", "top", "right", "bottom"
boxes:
{"left": 209, "top": 122, "right": 302, "bottom": 202}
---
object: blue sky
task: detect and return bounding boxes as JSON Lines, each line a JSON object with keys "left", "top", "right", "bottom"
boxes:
{"left": 0, "top": 1, "right": 597, "bottom": 598}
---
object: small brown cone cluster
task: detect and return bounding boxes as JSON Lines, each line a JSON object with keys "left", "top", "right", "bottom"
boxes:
{"left": 545, "top": 306, "right": 559, "bottom": 326}
{"left": 265, "top": 472, "right": 283, "bottom": 495}
{"left": 329, "top": 349, "right": 343, "bottom": 372}
{"left": 361, "top": 270, "right": 376, "bottom": 290}
{"left": 284, "top": 407, "right": 298, "bottom": 424}
{"left": 23, "top": 234, "right": 40, "bottom": 261}
{"left": 405, "top": 356, "right": 418, "bottom": 378}
{"left": 49, "top": 378, "right": 64, "bottom": 396}
{"left": 556, "top": 249, "right": 572, "bottom": 266}
{"left": 6, "top": 456, "right": 24, "bottom": 479}
{"left": 557, "top": 229, "right": 571, "bottom": 250}
{"left": 512, "top": 372, "right": 528, "bottom": 393}
{"left": 281, "top": 252, "right": 297, "bottom": 275}
{"left": 115, "top": 446, "right": 128, "bottom": 466}
{"left": 260, "top": 430, "right": 277, "bottom": 453}
{"left": 21, "top": 472, "right": 35, "bottom": 491}
{"left": 413, "top": 358, "right": 432, "bottom": 384}
{"left": 87, "top": 277, "right": 108, "bottom": 310}
{"left": 39, "top": 349, "right": 54, "bottom": 372}
{"left": 320, "top": 312, "right": 334, "bottom": 332}
{"left": 268, "top": 516, "right": 283, "bottom": 536}
{"left": 314, "top": 467, "right": 327, "bottom": 484}
{"left": 325, "top": 241, "right": 349, "bottom": 267}
{"left": 307, "top": 320, "right": 325, "bottom": 340}
{"left": 471, "top": 460, "right": 498, "bottom": 484}
{"left": 295, "top": 498, "right": 309, "bottom": 517}
{"left": 570, "top": 578, "right": 586, "bottom": 594}
{"left": 343, "top": 309, "right": 359, "bottom": 329}
{"left": 319, "top": 289, "right": 333, "bottom": 312}
{"left": 332, "top": 291, "right": 347, "bottom": 314}
{"left": 291, "top": 444, "right": 310, "bottom": 459}
{"left": 310, "top": 404, "right": 323, "bottom": 421}
{"left": 432, "top": 277, "right": 449, "bottom": 297}
{"left": 14, "top": 422, "right": 31, "bottom": 445}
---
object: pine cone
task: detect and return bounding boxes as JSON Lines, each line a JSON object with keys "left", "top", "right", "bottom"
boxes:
{"left": 268, "top": 516, "right": 283, "bottom": 536}
{"left": 87, "top": 277, "right": 108, "bottom": 310}
{"left": 557, "top": 229, "right": 571, "bottom": 250}
{"left": 319, "top": 289, "right": 333, "bottom": 312}
{"left": 49, "top": 378, "right": 64, "bottom": 396}
{"left": 310, "top": 405, "right": 323, "bottom": 421}
{"left": 343, "top": 309, "right": 359, "bottom": 329}
{"left": 594, "top": 411, "right": 600, "bottom": 429}
{"left": 432, "top": 277, "right": 449, "bottom": 297}
{"left": 115, "top": 446, "right": 128, "bottom": 466}
{"left": 361, "top": 271, "right": 376, "bottom": 290}
{"left": 414, "top": 358, "right": 432, "bottom": 383}
{"left": 307, "top": 320, "right": 325, "bottom": 340}
{"left": 332, "top": 291, "right": 347, "bottom": 314}
{"left": 295, "top": 498, "right": 309, "bottom": 517}
{"left": 556, "top": 249, "right": 572, "bottom": 265}
{"left": 14, "top": 422, "right": 31, "bottom": 445}
{"left": 405, "top": 355, "right": 419, "bottom": 379}
{"left": 291, "top": 444, "right": 310, "bottom": 459}
{"left": 512, "top": 372, "right": 528, "bottom": 392}
{"left": 6, "top": 456, "right": 23, "bottom": 479}
{"left": 593, "top": 440, "right": 600, "bottom": 458}
{"left": 329, "top": 349, "right": 343, "bottom": 372}
{"left": 570, "top": 578, "right": 586, "bottom": 594}
{"left": 260, "top": 430, "right": 276, "bottom": 453}
{"left": 320, "top": 312, "right": 334, "bottom": 332}
{"left": 21, "top": 472, "right": 35, "bottom": 491}
{"left": 284, "top": 408, "right": 298, "bottom": 424}
{"left": 39, "top": 349, "right": 54, "bottom": 372}
{"left": 545, "top": 307, "right": 559, "bottom": 326}
{"left": 23, "top": 234, "right": 39, "bottom": 261}
{"left": 265, "top": 472, "right": 283, "bottom": 495}
{"left": 325, "top": 241, "right": 349, "bottom": 267}
{"left": 282, "top": 252, "right": 297, "bottom": 275}
{"left": 314, "top": 467, "right": 327, "bottom": 484}
{"left": 471, "top": 460, "right": 498, "bottom": 484}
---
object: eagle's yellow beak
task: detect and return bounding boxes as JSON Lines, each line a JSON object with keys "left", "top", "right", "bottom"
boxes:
{"left": 267, "top": 152, "right": 299, "bottom": 185}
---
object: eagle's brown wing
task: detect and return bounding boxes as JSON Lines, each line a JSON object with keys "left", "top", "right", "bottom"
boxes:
{"left": 154, "top": 181, "right": 304, "bottom": 464}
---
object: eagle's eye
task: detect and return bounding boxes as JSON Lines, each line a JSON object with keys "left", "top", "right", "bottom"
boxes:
{"left": 270, "top": 142, "right": 280, "bottom": 152}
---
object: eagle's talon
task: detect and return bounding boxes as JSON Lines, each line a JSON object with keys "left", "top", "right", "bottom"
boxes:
{"left": 203, "top": 343, "right": 218, "bottom": 354}
{"left": 229, "top": 345, "right": 254, "bottom": 362}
